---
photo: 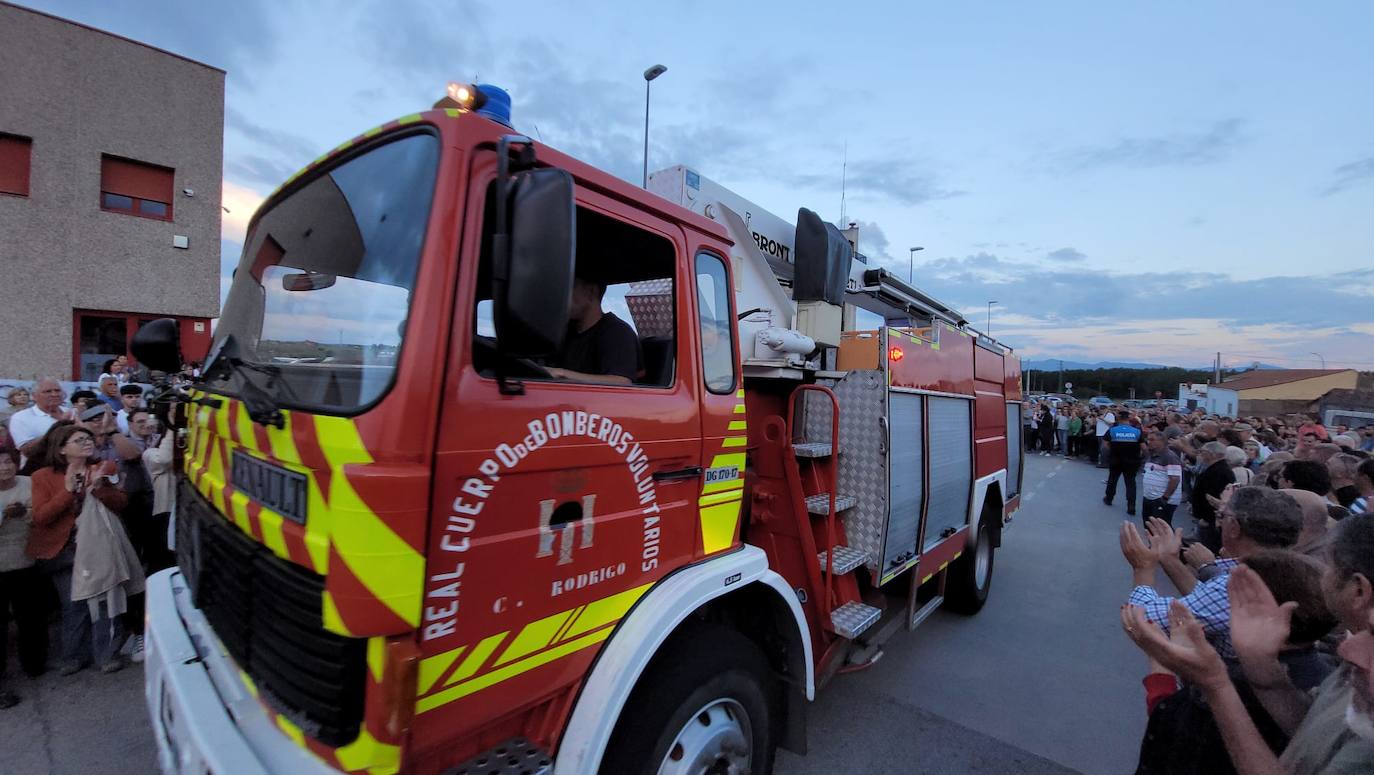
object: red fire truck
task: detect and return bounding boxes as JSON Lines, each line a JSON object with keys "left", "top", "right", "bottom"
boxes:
{"left": 137, "top": 83, "right": 1023, "bottom": 774}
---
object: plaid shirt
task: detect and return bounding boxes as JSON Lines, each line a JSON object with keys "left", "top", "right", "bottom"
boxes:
{"left": 1129, "top": 557, "right": 1240, "bottom": 659}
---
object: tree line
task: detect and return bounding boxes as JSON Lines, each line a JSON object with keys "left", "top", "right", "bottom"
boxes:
{"left": 1022, "top": 367, "right": 1219, "bottom": 401}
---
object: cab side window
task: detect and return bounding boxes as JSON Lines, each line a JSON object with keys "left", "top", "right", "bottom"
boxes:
{"left": 695, "top": 252, "right": 737, "bottom": 394}
{"left": 473, "top": 184, "right": 676, "bottom": 387}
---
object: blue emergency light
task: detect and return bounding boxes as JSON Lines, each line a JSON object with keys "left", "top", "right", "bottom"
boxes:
{"left": 475, "top": 84, "right": 512, "bottom": 127}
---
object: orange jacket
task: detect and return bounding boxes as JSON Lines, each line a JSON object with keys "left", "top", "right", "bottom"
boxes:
{"left": 27, "top": 464, "right": 127, "bottom": 561}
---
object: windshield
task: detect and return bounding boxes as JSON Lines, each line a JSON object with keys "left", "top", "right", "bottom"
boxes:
{"left": 210, "top": 132, "right": 440, "bottom": 412}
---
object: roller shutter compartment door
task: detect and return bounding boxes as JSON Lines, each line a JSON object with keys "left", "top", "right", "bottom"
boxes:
{"left": 883, "top": 393, "right": 924, "bottom": 574}
{"left": 924, "top": 397, "right": 973, "bottom": 551}
{"left": 1005, "top": 404, "right": 1022, "bottom": 496}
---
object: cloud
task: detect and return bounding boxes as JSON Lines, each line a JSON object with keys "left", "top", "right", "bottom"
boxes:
{"left": 221, "top": 181, "right": 265, "bottom": 243}
{"left": 1321, "top": 156, "right": 1374, "bottom": 196}
{"left": 912, "top": 252, "right": 1374, "bottom": 342}
{"left": 782, "top": 158, "right": 962, "bottom": 207}
{"left": 1045, "top": 247, "right": 1087, "bottom": 262}
{"left": 32, "top": 0, "right": 280, "bottom": 84}
{"left": 225, "top": 107, "right": 319, "bottom": 161}
{"left": 1059, "top": 119, "right": 1246, "bottom": 171}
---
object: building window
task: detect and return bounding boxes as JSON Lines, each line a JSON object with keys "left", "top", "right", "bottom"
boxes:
{"left": 0, "top": 133, "right": 32, "bottom": 197}
{"left": 100, "top": 154, "right": 173, "bottom": 220}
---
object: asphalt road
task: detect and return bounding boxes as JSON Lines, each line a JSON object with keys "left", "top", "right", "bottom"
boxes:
{"left": 776, "top": 451, "right": 1149, "bottom": 775}
{"left": 0, "top": 451, "right": 1148, "bottom": 775}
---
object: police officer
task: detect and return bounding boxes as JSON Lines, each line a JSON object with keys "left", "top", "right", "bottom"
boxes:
{"left": 1103, "top": 410, "right": 1145, "bottom": 516}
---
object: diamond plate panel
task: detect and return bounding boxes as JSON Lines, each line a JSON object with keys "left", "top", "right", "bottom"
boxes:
{"left": 624, "top": 278, "right": 673, "bottom": 338}
{"left": 805, "top": 493, "right": 856, "bottom": 515}
{"left": 800, "top": 387, "right": 835, "bottom": 446}
{"left": 818, "top": 545, "right": 870, "bottom": 574}
{"left": 830, "top": 369, "right": 890, "bottom": 576}
{"left": 830, "top": 600, "right": 882, "bottom": 639}
{"left": 443, "top": 736, "right": 551, "bottom": 775}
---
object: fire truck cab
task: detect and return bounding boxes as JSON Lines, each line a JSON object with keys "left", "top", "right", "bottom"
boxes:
{"left": 138, "top": 84, "right": 1022, "bottom": 775}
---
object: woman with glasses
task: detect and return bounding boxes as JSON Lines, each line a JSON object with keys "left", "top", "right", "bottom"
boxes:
{"left": 28, "top": 425, "right": 128, "bottom": 675}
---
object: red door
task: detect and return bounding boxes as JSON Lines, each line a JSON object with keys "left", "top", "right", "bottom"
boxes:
{"left": 409, "top": 155, "right": 704, "bottom": 755}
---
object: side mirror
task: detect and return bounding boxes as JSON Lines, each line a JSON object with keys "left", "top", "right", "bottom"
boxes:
{"left": 131, "top": 318, "right": 183, "bottom": 374}
{"left": 793, "top": 207, "right": 853, "bottom": 305}
{"left": 496, "top": 167, "right": 576, "bottom": 358}
{"left": 281, "top": 271, "right": 337, "bottom": 291}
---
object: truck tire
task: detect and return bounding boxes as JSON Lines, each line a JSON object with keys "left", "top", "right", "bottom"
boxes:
{"left": 946, "top": 516, "right": 995, "bottom": 614}
{"left": 600, "top": 623, "right": 776, "bottom": 775}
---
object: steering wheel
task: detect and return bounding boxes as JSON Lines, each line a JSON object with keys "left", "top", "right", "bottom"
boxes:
{"left": 472, "top": 336, "right": 553, "bottom": 379}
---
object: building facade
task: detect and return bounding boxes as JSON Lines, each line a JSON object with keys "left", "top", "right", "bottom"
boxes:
{"left": 1203, "top": 369, "right": 1359, "bottom": 417}
{"left": 0, "top": 2, "right": 223, "bottom": 380}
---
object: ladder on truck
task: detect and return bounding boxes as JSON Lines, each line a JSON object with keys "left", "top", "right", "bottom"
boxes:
{"left": 786, "top": 385, "right": 881, "bottom": 641}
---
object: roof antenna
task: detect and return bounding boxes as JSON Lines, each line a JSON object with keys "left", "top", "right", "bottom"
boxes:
{"left": 839, "top": 140, "right": 848, "bottom": 226}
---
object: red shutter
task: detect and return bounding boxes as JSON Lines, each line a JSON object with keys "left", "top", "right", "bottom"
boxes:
{"left": 0, "top": 134, "right": 32, "bottom": 197}
{"left": 101, "top": 155, "right": 173, "bottom": 203}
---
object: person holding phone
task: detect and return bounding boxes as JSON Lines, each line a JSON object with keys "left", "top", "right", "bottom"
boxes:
{"left": 0, "top": 448, "right": 42, "bottom": 708}
{"left": 28, "top": 425, "right": 128, "bottom": 675}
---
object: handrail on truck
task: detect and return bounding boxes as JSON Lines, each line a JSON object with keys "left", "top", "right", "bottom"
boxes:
{"left": 787, "top": 383, "right": 841, "bottom": 625}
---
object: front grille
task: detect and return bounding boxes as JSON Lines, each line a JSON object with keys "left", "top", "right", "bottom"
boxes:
{"left": 176, "top": 480, "right": 366, "bottom": 747}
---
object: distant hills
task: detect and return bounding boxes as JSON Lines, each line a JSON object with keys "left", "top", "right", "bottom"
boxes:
{"left": 1024, "top": 359, "right": 1169, "bottom": 371}
{"left": 1023, "top": 359, "right": 1285, "bottom": 371}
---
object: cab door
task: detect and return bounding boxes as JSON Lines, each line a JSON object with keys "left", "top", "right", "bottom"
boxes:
{"left": 411, "top": 152, "right": 703, "bottom": 743}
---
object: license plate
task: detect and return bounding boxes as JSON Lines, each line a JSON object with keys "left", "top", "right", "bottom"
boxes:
{"left": 230, "top": 451, "right": 308, "bottom": 524}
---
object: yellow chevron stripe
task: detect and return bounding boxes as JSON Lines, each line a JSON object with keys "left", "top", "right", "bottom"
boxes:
{"left": 727, "top": 420, "right": 747, "bottom": 431}
{"left": 721, "top": 436, "right": 747, "bottom": 448}
{"left": 418, "top": 629, "right": 613, "bottom": 714}
{"left": 496, "top": 609, "right": 577, "bottom": 666}
{"left": 417, "top": 585, "right": 651, "bottom": 715}
{"left": 234, "top": 404, "right": 257, "bottom": 454}
{"left": 417, "top": 647, "right": 466, "bottom": 695}
{"left": 333, "top": 727, "right": 400, "bottom": 774}
{"left": 366, "top": 636, "right": 386, "bottom": 683}
{"left": 275, "top": 714, "right": 305, "bottom": 747}
{"left": 256, "top": 506, "right": 291, "bottom": 561}
{"left": 314, "top": 416, "right": 424, "bottom": 629}
{"left": 446, "top": 632, "right": 507, "bottom": 686}
{"left": 559, "top": 583, "right": 651, "bottom": 641}
{"left": 733, "top": 403, "right": 746, "bottom": 414}
{"left": 700, "top": 500, "right": 741, "bottom": 554}
{"left": 698, "top": 489, "right": 743, "bottom": 508}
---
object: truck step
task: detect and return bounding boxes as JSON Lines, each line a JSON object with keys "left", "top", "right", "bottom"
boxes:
{"left": 818, "top": 545, "right": 870, "bottom": 575}
{"left": 793, "top": 442, "right": 834, "bottom": 458}
{"left": 442, "top": 736, "right": 550, "bottom": 775}
{"left": 829, "top": 601, "right": 882, "bottom": 639}
{"left": 805, "top": 493, "right": 856, "bottom": 515}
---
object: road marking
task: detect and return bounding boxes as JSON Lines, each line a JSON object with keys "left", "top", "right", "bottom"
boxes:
{"left": 1022, "top": 458, "right": 1067, "bottom": 503}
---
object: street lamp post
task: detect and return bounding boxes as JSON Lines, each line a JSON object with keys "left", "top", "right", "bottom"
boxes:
{"left": 642, "top": 64, "right": 667, "bottom": 188}
{"left": 908, "top": 246, "right": 924, "bottom": 283}
{"left": 987, "top": 300, "right": 998, "bottom": 336}
{"left": 1310, "top": 352, "right": 1326, "bottom": 368}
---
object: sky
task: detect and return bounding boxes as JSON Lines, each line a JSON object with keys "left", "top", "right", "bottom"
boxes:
{"left": 26, "top": 0, "right": 1374, "bottom": 369}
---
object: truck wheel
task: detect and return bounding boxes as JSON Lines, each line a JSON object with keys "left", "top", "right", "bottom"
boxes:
{"left": 600, "top": 624, "right": 776, "bottom": 775}
{"left": 946, "top": 516, "right": 995, "bottom": 614}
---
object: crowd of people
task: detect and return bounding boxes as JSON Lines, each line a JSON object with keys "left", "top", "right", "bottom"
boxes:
{"left": 0, "top": 364, "right": 176, "bottom": 709}
{"left": 1024, "top": 398, "right": 1374, "bottom": 772}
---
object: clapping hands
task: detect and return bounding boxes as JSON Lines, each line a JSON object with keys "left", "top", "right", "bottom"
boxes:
{"left": 1122, "top": 602, "right": 1229, "bottom": 692}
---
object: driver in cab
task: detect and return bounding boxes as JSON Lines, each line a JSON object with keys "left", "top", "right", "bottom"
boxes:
{"left": 546, "top": 276, "right": 642, "bottom": 385}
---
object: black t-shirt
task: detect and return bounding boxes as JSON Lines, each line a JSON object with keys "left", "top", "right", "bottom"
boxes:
{"left": 551, "top": 312, "right": 641, "bottom": 381}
